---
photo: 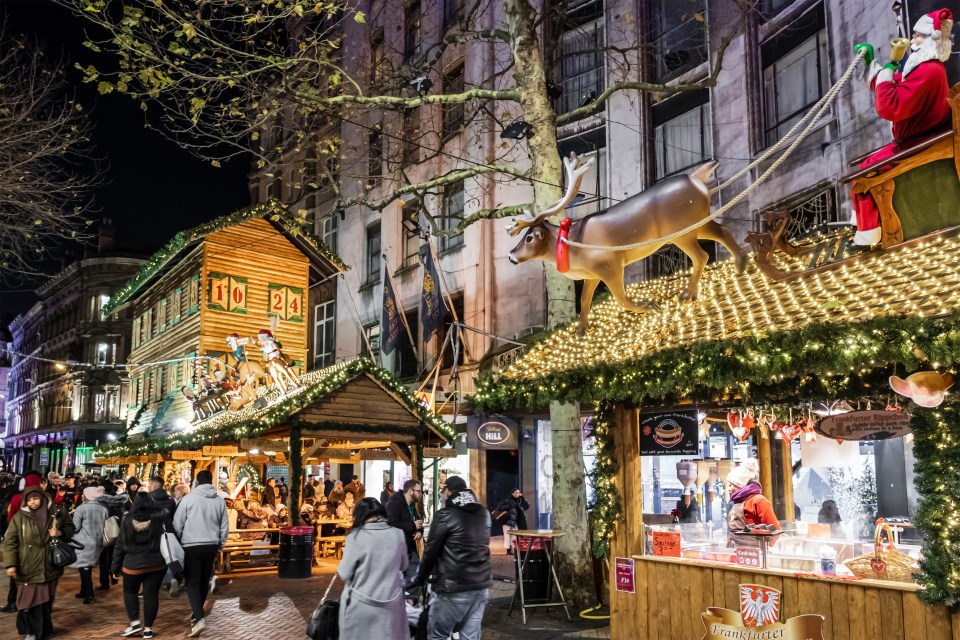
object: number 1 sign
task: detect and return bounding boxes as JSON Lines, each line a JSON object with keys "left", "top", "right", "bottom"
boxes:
{"left": 208, "top": 273, "right": 248, "bottom": 314}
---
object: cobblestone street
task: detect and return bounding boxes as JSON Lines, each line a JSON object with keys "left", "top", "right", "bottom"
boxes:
{"left": 0, "top": 545, "right": 609, "bottom": 639}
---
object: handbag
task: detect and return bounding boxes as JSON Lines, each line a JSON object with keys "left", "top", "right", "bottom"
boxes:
{"left": 306, "top": 573, "right": 339, "bottom": 640}
{"left": 161, "top": 531, "right": 185, "bottom": 575}
{"left": 492, "top": 509, "right": 509, "bottom": 523}
{"left": 844, "top": 519, "right": 919, "bottom": 582}
{"left": 50, "top": 537, "right": 83, "bottom": 567}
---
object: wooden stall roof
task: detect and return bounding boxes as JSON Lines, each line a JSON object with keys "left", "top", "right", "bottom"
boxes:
{"left": 102, "top": 200, "right": 347, "bottom": 316}
{"left": 93, "top": 358, "right": 454, "bottom": 458}
{"left": 502, "top": 227, "right": 960, "bottom": 381}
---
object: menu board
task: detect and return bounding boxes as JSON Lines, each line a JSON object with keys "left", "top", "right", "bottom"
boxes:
{"left": 651, "top": 531, "right": 682, "bottom": 557}
{"left": 640, "top": 409, "right": 700, "bottom": 456}
{"left": 615, "top": 557, "right": 636, "bottom": 593}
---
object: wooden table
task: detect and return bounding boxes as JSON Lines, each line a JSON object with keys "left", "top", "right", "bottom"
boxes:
{"left": 507, "top": 530, "right": 571, "bottom": 624}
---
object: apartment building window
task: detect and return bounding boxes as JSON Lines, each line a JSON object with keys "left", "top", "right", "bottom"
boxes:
{"left": 650, "top": 0, "right": 706, "bottom": 82}
{"left": 403, "top": 107, "right": 421, "bottom": 165}
{"left": 439, "top": 181, "right": 465, "bottom": 253}
{"left": 652, "top": 89, "right": 713, "bottom": 180}
{"left": 158, "top": 366, "right": 167, "bottom": 399}
{"left": 366, "top": 223, "right": 382, "bottom": 285}
{"left": 761, "top": 4, "right": 828, "bottom": 147}
{"left": 442, "top": 65, "right": 465, "bottom": 141}
{"left": 95, "top": 343, "right": 111, "bottom": 366}
{"left": 368, "top": 127, "right": 383, "bottom": 185}
{"left": 759, "top": 188, "right": 838, "bottom": 239}
{"left": 440, "top": 295, "right": 464, "bottom": 369}
{"left": 371, "top": 30, "right": 385, "bottom": 85}
{"left": 443, "top": 0, "right": 464, "bottom": 30}
{"left": 553, "top": 0, "right": 605, "bottom": 115}
{"left": 397, "top": 308, "right": 419, "bottom": 378}
{"left": 404, "top": 1, "right": 421, "bottom": 62}
{"left": 558, "top": 126, "right": 608, "bottom": 217}
{"left": 401, "top": 202, "right": 421, "bottom": 269}
{"left": 363, "top": 324, "right": 381, "bottom": 360}
{"left": 313, "top": 300, "right": 336, "bottom": 368}
{"left": 318, "top": 212, "right": 339, "bottom": 251}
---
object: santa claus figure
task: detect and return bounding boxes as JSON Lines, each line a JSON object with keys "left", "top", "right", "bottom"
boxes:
{"left": 851, "top": 9, "right": 954, "bottom": 246}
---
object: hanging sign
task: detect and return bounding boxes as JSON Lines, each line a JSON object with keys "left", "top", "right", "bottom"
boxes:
{"left": 423, "top": 447, "right": 458, "bottom": 459}
{"left": 359, "top": 450, "right": 397, "bottom": 461}
{"left": 240, "top": 438, "right": 286, "bottom": 452}
{"left": 640, "top": 410, "right": 700, "bottom": 456}
{"left": 614, "top": 557, "right": 635, "bottom": 593}
{"left": 816, "top": 410, "right": 913, "bottom": 441}
{"left": 701, "top": 584, "right": 824, "bottom": 639}
{"left": 467, "top": 416, "right": 519, "bottom": 450}
{"left": 309, "top": 448, "right": 353, "bottom": 460}
{"left": 651, "top": 531, "right": 682, "bottom": 557}
{"left": 171, "top": 450, "right": 204, "bottom": 460}
{"left": 147, "top": 454, "right": 164, "bottom": 463}
{"left": 202, "top": 445, "right": 239, "bottom": 457}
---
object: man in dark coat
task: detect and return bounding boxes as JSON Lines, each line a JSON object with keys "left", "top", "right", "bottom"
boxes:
{"left": 386, "top": 479, "right": 423, "bottom": 599}
{"left": 495, "top": 488, "right": 530, "bottom": 554}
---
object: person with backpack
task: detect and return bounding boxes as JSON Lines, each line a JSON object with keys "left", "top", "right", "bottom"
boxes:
{"left": 69, "top": 485, "right": 110, "bottom": 604}
{"left": 111, "top": 494, "right": 168, "bottom": 639}
{"left": 2, "top": 484, "right": 76, "bottom": 640}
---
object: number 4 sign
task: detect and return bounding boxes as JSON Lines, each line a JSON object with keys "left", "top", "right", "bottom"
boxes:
{"left": 268, "top": 284, "right": 305, "bottom": 323}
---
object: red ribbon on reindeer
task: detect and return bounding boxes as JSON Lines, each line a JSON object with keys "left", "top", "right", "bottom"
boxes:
{"left": 557, "top": 217, "right": 572, "bottom": 273}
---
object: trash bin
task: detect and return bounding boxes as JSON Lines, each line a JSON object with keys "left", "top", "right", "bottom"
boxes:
{"left": 515, "top": 538, "right": 551, "bottom": 601}
{"left": 278, "top": 525, "right": 314, "bottom": 579}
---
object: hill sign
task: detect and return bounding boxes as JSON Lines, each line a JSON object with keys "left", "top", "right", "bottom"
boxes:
{"left": 816, "top": 410, "right": 913, "bottom": 441}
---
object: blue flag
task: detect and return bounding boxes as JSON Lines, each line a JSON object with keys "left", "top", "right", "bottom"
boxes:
{"left": 419, "top": 245, "right": 447, "bottom": 340}
{"left": 380, "top": 271, "right": 403, "bottom": 356}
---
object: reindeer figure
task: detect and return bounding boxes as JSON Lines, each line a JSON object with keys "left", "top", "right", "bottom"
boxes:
{"left": 508, "top": 152, "right": 747, "bottom": 332}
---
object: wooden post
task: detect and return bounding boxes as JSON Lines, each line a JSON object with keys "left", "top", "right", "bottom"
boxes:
{"left": 781, "top": 436, "right": 795, "bottom": 522}
{"left": 608, "top": 405, "right": 645, "bottom": 640}
{"left": 757, "top": 427, "right": 774, "bottom": 502}
{"left": 289, "top": 425, "right": 303, "bottom": 527}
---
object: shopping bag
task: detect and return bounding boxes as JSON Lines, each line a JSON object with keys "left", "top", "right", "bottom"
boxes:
{"left": 102, "top": 516, "right": 120, "bottom": 547}
{"left": 161, "top": 531, "right": 185, "bottom": 574}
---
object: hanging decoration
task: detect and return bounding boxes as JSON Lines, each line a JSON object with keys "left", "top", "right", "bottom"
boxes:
{"left": 587, "top": 403, "right": 621, "bottom": 559}
{"left": 889, "top": 371, "right": 955, "bottom": 408}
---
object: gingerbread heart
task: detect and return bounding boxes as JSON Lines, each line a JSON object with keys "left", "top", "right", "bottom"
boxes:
{"left": 780, "top": 422, "right": 804, "bottom": 442}
{"left": 870, "top": 558, "right": 887, "bottom": 575}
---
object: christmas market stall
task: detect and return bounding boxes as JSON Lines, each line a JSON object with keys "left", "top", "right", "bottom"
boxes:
{"left": 476, "top": 223, "right": 960, "bottom": 639}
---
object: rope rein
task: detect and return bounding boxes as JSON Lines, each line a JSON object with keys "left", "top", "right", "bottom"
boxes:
{"left": 559, "top": 51, "right": 866, "bottom": 253}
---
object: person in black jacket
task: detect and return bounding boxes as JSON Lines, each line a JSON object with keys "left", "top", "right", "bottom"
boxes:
{"left": 112, "top": 494, "right": 168, "bottom": 639}
{"left": 495, "top": 489, "right": 530, "bottom": 555}
{"left": 385, "top": 479, "right": 423, "bottom": 599}
{"left": 416, "top": 476, "right": 492, "bottom": 640}
{"left": 261, "top": 477, "right": 277, "bottom": 510}
{"left": 97, "top": 479, "right": 125, "bottom": 591}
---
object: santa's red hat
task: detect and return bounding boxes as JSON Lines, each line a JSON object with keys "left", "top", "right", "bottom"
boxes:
{"left": 914, "top": 9, "right": 953, "bottom": 38}
{"left": 226, "top": 333, "right": 240, "bottom": 342}
{"left": 258, "top": 329, "right": 273, "bottom": 338}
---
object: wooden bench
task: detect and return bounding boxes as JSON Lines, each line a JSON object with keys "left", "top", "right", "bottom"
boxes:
{"left": 219, "top": 528, "right": 280, "bottom": 574}
{"left": 316, "top": 535, "right": 346, "bottom": 559}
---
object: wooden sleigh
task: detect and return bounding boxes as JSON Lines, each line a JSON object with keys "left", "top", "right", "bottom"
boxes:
{"left": 747, "top": 83, "right": 960, "bottom": 281}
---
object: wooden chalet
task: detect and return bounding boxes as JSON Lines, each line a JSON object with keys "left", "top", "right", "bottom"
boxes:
{"left": 101, "top": 201, "right": 345, "bottom": 439}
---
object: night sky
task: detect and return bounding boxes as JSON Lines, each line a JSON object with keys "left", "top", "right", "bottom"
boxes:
{"left": 0, "top": 0, "right": 250, "bottom": 319}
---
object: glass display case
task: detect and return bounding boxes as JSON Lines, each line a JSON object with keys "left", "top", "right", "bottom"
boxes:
{"left": 643, "top": 519, "right": 923, "bottom": 582}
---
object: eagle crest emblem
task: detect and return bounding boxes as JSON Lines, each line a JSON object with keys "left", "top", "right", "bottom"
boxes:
{"left": 739, "top": 584, "right": 780, "bottom": 628}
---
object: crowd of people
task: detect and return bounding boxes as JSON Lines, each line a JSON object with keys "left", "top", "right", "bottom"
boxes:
{"left": 0, "top": 468, "right": 524, "bottom": 640}
{"left": 0, "top": 469, "right": 227, "bottom": 639}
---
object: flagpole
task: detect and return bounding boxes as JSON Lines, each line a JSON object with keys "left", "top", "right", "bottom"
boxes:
{"left": 425, "top": 237, "right": 474, "bottom": 363}
{"left": 383, "top": 253, "right": 421, "bottom": 369}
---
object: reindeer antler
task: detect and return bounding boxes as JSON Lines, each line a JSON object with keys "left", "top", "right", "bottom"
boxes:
{"left": 506, "top": 152, "right": 594, "bottom": 236}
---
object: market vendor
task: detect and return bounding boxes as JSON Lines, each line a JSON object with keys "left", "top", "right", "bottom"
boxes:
{"left": 726, "top": 458, "right": 781, "bottom": 546}
{"left": 850, "top": 9, "right": 954, "bottom": 246}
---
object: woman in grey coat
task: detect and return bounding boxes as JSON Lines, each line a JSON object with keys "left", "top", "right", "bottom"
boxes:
{"left": 70, "top": 485, "right": 109, "bottom": 603}
{"left": 337, "top": 497, "right": 408, "bottom": 640}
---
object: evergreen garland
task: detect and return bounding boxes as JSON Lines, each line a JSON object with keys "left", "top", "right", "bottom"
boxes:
{"left": 589, "top": 403, "right": 621, "bottom": 559}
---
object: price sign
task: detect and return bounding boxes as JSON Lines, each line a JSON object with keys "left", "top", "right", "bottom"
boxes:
{"left": 203, "top": 445, "right": 239, "bottom": 457}
{"left": 614, "top": 557, "right": 635, "bottom": 593}
{"left": 651, "top": 531, "right": 682, "bottom": 557}
{"left": 736, "top": 546, "right": 762, "bottom": 568}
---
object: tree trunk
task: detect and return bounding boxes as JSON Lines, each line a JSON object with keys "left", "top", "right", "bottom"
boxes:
{"left": 503, "top": 0, "right": 596, "bottom": 611}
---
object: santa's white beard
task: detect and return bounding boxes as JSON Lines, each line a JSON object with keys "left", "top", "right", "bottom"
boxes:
{"left": 902, "top": 36, "right": 948, "bottom": 77}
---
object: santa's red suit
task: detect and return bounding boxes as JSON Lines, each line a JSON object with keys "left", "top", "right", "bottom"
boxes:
{"left": 851, "top": 9, "right": 954, "bottom": 246}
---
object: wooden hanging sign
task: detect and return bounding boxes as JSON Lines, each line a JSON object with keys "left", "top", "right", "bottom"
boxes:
{"left": 423, "top": 447, "right": 458, "bottom": 459}
{"left": 147, "top": 454, "right": 164, "bottom": 463}
{"left": 93, "top": 457, "right": 118, "bottom": 465}
{"left": 202, "top": 445, "right": 239, "bottom": 457}
{"left": 171, "top": 450, "right": 204, "bottom": 460}
{"left": 309, "top": 448, "right": 353, "bottom": 460}
{"left": 359, "top": 450, "right": 398, "bottom": 461}
{"left": 240, "top": 438, "right": 286, "bottom": 452}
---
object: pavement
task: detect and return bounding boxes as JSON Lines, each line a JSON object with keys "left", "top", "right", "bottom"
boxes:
{"left": 0, "top": 543, "right": 610, "bottom": 639}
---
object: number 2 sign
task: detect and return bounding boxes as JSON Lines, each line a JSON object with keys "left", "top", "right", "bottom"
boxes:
{"left": 208, "top": 273, "right": 248, "bottom": 314}
{"left": 268, "top": 284, "right": 305, "bottom": 323}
